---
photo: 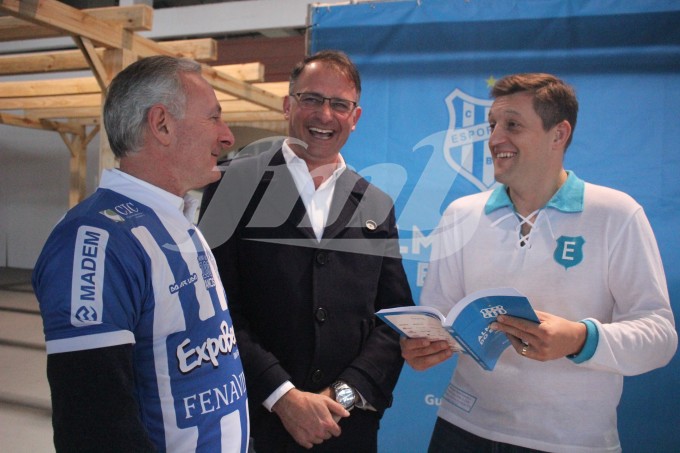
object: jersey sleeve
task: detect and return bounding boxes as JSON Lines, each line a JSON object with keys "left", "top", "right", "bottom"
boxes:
{"left": 33, "top": 215, "right": 149, "bottom": 354}
{"left": 588, "top": 207, "right": 677, "bottom": 375}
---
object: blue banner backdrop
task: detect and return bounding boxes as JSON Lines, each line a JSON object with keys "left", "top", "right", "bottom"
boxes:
{"left": 310, "top": 1, "right": 680, "bottom": 451}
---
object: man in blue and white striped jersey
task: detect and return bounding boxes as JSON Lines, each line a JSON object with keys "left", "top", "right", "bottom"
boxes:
{"left": 32, "top": 55, "right": 250, "bottom": 453}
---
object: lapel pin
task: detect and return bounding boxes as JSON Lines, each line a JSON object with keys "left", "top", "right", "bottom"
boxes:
{"left": 365, "top": 220, "right": 377, "bottom": 231}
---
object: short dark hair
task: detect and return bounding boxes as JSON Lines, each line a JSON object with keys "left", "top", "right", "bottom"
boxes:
{"left": 491, "top": 73, "right": 578, "bottom": 148}
{"left": 103, "top": 55, "right": 202, "bottom": 158}
{"left": 289, "top": 50, "right": 361, "bottom": 99}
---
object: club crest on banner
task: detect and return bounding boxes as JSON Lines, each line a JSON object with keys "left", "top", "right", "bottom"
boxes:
{"left": 444, "top": 89, "right": 496, "bottom": 192}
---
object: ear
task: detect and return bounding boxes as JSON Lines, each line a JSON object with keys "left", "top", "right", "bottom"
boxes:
{"left": 283, "top": 95, "right": 291, "bottom": 119}
{"left": 350, "top": 105, "right": 362, "bottom": 132}
{"left": 553, "top": 120, "right": 571, "bottom": 148}
{"left": 147, "top": 104, "right": 173, "bottom": 147}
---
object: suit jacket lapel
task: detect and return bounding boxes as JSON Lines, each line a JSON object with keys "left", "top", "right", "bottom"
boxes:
{"left": 253, "top": 149, "right": 368, "bottom": 242}
{"left": 254, "top": 149, "right": 316, "bottom": 240}
{"left": 322, "top": 170, "right": 364, "bottom": 240}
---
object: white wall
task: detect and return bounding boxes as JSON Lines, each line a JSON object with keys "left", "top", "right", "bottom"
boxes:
{"left": 0, "top": 123, "right": 100, "bottom": 268}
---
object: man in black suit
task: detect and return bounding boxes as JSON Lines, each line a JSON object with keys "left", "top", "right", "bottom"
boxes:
{"left": 199, "top": 50, "right": 413, "bottom": 452}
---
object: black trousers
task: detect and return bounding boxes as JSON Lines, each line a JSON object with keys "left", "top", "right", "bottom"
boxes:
{"left": 428, "top": 417, "right": 547, "bottom": 453}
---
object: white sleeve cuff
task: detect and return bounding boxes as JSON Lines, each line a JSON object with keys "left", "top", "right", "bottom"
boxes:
{"left": 263, "top": 381, "right": 295, "bottom": 412}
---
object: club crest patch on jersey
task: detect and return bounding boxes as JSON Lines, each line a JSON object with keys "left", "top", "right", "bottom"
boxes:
{"left": 444, "top": 88, "right": 496, "bottom": 191}
{"left": 554, "top": 235, "right": 585, "bottom": 269}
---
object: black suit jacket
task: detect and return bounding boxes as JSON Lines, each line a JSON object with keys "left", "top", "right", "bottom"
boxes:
{"left": 199, "top": 148, "right": 413, "bottom": 451}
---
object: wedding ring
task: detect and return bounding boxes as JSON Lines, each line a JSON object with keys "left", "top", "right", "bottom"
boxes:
{"left": 521, "top": 343, "right": 529, "bottom": 356}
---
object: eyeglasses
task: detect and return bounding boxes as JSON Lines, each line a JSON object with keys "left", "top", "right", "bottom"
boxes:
{"left": 291, "top": 92, "right": 358, "bottom": 115}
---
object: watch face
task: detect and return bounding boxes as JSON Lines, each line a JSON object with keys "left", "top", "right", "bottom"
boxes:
{"left": 334, "top": 384, "right": 356, "bottom": 409}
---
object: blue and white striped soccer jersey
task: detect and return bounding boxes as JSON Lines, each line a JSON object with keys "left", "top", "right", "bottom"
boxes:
{"left": 33, "top": 169, "right": 249, "bottom": 452}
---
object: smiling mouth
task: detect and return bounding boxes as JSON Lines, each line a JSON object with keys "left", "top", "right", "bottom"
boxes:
{"left": 309, "top": 126, "right": 334, "bottom": 139}
{"left": 495, "top": 152, "right": 516, "bottom": 159}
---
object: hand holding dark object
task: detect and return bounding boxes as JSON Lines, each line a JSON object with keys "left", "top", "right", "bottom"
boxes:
{"left": 272, "top": 388, "right": 349, "bottom": 448}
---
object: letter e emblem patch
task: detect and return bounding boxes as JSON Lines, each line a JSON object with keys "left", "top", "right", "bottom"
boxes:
{"left": 554, "top": 236, "right": 585, "bottom": 270}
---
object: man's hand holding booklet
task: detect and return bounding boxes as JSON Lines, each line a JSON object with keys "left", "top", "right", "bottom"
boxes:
{"left": 376, "top": 287, "right": 539, "bottom": 371}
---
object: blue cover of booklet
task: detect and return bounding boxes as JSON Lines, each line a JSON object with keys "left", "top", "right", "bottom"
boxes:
{"left": 376, "top": 287, "right": 539, "bottom": 371}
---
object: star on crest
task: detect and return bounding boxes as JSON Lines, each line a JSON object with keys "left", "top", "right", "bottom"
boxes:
{"left": 485, "top": 75, "right": 496, "bottom": 88}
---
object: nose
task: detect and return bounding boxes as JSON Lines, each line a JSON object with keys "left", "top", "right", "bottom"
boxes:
{"left": 488, "top": 124, "right": 503, "bottom": 149}
{"left": 219, "top": 121, "right": 235, "bottom": 150}
{"left": 316, "top": 99, "right": 335, "bottom": 119}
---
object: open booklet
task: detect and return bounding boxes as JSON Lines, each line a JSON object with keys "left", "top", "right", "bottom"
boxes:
{"left": 376, "top": 287, "right": 539, "bottom": 371}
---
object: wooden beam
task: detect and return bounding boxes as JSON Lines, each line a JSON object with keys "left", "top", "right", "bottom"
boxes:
{"left": 25, "top": 107, "right": 101, "bottom": 120}
{"left": 0, "top": 81, "right": 288, "bottom": 132}
{"left": 0, "top": 4, "right": 153, "bottom": 42}
{"left": 14, "top": 107, "right": 285, "bottom": 125}
{"left": 0, "top": 94, "right": 102, "bottom": 110}
{"left": 213, "top": 63, "right": 264, "bottom": 83}
{"left": 73, "top": 5, "right": 153, "bottom": 32}
{"left": 20, "top": 109, "right": 284, "bottom": 123}
{"left": 0, "top": 66, "right": 277, "bottom": 99}
{"left": 0, "top": 73, "right": 284, "bottom": 114}
{"left": 0, "top": 112, "right": 82, "bottom": 134}
{"left": 0, "top": 2, "right": 279, "bottom": 111}
{"left": 219, "top": 99, "right": 272, "bottom": 113}
{"left": 254, "top": 81, "right": 289, "bottom": 97}
{"left": 59, "top": 124, "right": 100, "bottom": 207}
{"left": 60, "top": 128, "right": 88, "bottom": 207}
{"left": 0, "top": 0, "right": 172, "bottom": 59}
{"left": 0, "top": 48, "right": 102, "bottom": 74}
{"left": 0, "top": 111, "right": 48, "bottom": 130}
{"left": 0, "top": 15, "right": 63, "bottom": 41}
{"left": 73, "top": 36, "right": 109, "bottom": 91}
{"left": 98, "top": 48, "right": 137, "bottom": 173}
{"left": 69, "top": 117, "right": 100, "bottom": 126}
{"left": 0, "top": 0, "right": 135, "bottom": 49}
{"left": 159, "top": 38, "right": 217, "bottom": 62}
{"left": 68, "top": 143, "right": 88, "bottom": 208}
{"left": 229, "top": 120, "right": 287, "bottom": 136}
{"left": 0, "top": 77, "right": 101, "bottom": 97}
{"left": 0, "top": 39, "right": 217, "bottom": 75}
{"left": 202, "top": 65, "right": 284, "bottom": 112}
{"left": 221, "top": 111, "right": 285, "bottom": 122}
{"left": 213, "top": 81, "right": 288, "bottom": 102}
{"left": 0, "top": 2, "right": 294, "bottom": 207}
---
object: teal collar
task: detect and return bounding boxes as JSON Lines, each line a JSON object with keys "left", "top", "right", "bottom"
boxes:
{"left": 484, "top": 171, "right": 585, "bottom": 214}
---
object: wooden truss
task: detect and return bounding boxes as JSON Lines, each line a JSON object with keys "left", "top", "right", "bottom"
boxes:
{"left": 0, "top": 0, "right": 288, "bottom": 206}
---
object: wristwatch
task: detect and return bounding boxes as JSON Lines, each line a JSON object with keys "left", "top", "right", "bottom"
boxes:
{"left": 331, "top": 380, "right": 357, "bottom": 411}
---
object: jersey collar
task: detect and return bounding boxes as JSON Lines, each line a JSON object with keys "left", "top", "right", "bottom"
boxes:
{"left": 101, "top": 169, "right": 198, "bottom": 222}
{"left": 484, "top": 170, "right": 585, "bottom": 215}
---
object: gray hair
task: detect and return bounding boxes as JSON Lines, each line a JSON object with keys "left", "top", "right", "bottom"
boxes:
{"left": 103, "top": 55, "right": 202, "bottom": 158}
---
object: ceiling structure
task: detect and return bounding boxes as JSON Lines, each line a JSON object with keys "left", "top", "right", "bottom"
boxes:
{"left": 60, "top": 1, "right": 255, "bottom": 12}
{"left": 0, "top": 0, "right": 293, "bottom": 206}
